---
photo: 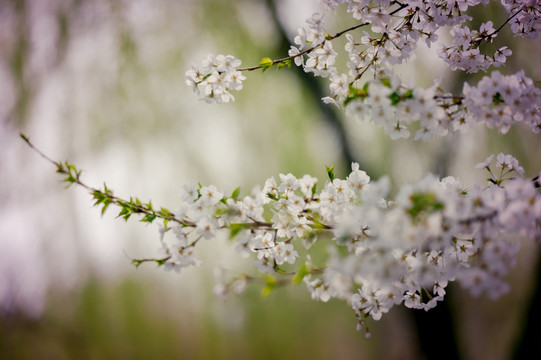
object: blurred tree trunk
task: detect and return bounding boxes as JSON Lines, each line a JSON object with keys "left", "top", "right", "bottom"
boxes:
{"left": 263, "top": 0, "right": 361, "bottom": 177}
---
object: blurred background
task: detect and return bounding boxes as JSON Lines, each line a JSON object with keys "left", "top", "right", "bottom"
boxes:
{"left": 1, "top": 0, "right": 540, "bottom": 359}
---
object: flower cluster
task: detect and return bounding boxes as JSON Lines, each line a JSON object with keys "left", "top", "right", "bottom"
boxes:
{"left": 148, "top": 154, "right": 540, "bottom": 333}
{"left": 186, "top": 1, "right": 541, "bottom": 141}
{"left": 502, "top": 0, "right": 541, "bottom": 39}
{"left": 24, "top": 128, "right": 541, "bottom": 334}
{"left": 463, "top": 70, "right": 541, "bottom": 134}
{"left": 185, "top": 54, "right": 246, "bottom": 104}
{"left": 172, "top": 1, "right": 541, "bottom": 332}
{"left": 439, "top": 21, "right": 512, "bottom": 73}
{"left": 343, "top": 76, "right": 450, "bottom": 140}
{"left": 340, "top": 69, "right": 541, "bottom": 140}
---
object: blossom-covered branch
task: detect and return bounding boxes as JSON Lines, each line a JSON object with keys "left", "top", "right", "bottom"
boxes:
{"left": 22, "top": 132, "right": 541, "bottom": 336}
{"left": 186, "top": 0, "right": 541, "bottom": 140}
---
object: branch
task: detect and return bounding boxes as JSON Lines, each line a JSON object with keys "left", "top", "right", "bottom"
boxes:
{"left": 237, "top": 1, "right": 408, "bottom": 72}
{"left": 20, "top": 133, "right": 330, "bottom": 232}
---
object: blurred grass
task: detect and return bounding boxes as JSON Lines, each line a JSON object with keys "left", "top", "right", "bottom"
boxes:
{"left": 0, "top": 276, "right": 384, "bottom": 360}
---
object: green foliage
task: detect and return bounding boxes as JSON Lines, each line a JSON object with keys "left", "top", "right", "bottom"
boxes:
{"left": 326, "top": 165, "right": 335, "bottom": 182}
{"left": 259, "top": 58, "right": 290, "bottom": 72}
{"left": 229, "top": 223, "right": 250, "bottom": 239}
{"left": 407, "top": 192, "right": 445, "bottom": 220}
{"left": 132, "top": 257, "right": 169, "bottom": 268}
{"left": 276, "top": 59, "right": 291, "bottom": 71}
{"left": 343, "top": 83, "right": 369, "bottom": 106}
{"left": 231, "top": 186, "right": 241, "bottom": 201}
{"left": 259, "top": 57, "right": 273, "bottom": 72}
{"left": 379, "top": 77, "right": 392, "bottom": 88}
{"left": 261, "top": 275, "right": 277, "bottom": 297}
{"left": 292, "top": 263, "right": 309, "bottom": 284}
{"left": 92, "top": 184, "right": 113, "bottom": 215}
{"left": 56, "top": 161, "right": 82, "bottom": 187}
{"left": 493, "top": 91, "right": 504, "bottom": 105}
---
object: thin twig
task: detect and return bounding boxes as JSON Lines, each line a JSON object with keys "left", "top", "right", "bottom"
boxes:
{"left": 238, "top": 2, "right": 408, "bottom": 72}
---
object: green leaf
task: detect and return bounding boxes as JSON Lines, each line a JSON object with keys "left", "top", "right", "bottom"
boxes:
{"left": 273, "top": 264, "right": 286, "bottom": 274}
{"left": 266, "top": 192, "right": 279, "bottom": 201}
{"left": 362, "top": 82, "right": 370, "bottom": 92}
{"left": 141, "top": 213, "right": 157, "bottom": 223}
{"left": 229, "top": 223, "right": 249, "bottom": 239}
{"left": 389, "top": 91, "right": 401, "bottom": 105}
{"left": 145, "top": 201, "right": 153, "bottom": 211}
{"left": 380, "top": 77, "right": 392, "bottom": 88}
{"left": 118, "top": 207, "right": 131, "bottom": 221}
{"left": 276, "top": 59, "right": 291, "bottom": 71}
{"left": 261, "top": 275, "right": 277, "bottom": 297}
{"left": 259, "top": 57, "right": 273, "bottom": 72}
{"left": 493, "top": 91, "right": 504, "bottom": 105}
{"left": 343, "top": 84, "right": 369, "bottom": 106}
{"left": 407, "top": 192, "right": 445, "bottom": 219}
{"left": 292, "top": 264, "right": 309, "bottom": 284}
{"left": 231, "top": 187, "right": 241, "bottom": 200}
{"left": 155, "top": 258, "right": 168, "bottom": 267}
{"left": 55, "top": 162, "right": 66, "bottom": 174}
{"left": 100, "top": 200, "right": 111, "bottom": 216}
{"left": 402, "top": 89, "right": 413, "bottom": 99}
{"left": 326, "top": 165, "right": 335, "bottom": 182}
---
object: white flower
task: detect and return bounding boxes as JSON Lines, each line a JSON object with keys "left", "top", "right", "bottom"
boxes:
{"left": 199, "top": 185, "right": 223, "bottom": 205}
{"left": 181, "top": 182, "right": 199, "bottom": 202}
{"left": 496, "top": 153, "right": 524, "bottom": 175}
{"left": 288, "top": 46, "right": 304, "bottom": 66}
{"left": 329, "top": 73, "right": 349, "bottom": 98}
{"left": 475, "top": 154, "right": 494, "bottom": 169}
{"left": 195, "top": 217, "right": 217, "bottom": 240}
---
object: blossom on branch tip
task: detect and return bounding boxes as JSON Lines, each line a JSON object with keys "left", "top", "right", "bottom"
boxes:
{"left": 185, "top": 54, "right": 245, "bottom": 104}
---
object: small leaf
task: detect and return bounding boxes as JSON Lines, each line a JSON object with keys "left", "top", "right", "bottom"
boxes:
{"left": 261, "top": 275, "right": 277, "bottom": 297}
{"left": 231, "top": 187, "right": 241, "bottom": 200}
{"left": 141, "top": 213, "right": 157, "bottom": 223}
{"left": 402, "top": 89, "right": 413, "bottom": 99}
{"left": 380, "top": 77, "right": 392, "bottom": 88}
{"left": 276, "top": 59, "right": 291, "bottom": 71}
{"left": 259, "top": 57, "right": 273, "bottom": 72}
{"left": 155, "top": 258, "right": 168, "bottom": 267}
{"left": 229, "top": 223, "right": 249, "bottom": 239}
{"left": 389, "top": 91, "right": 401, "bottom": 105}
{"left": 326, "top": 165, "right": 335, "bottom": 181}
{"left": 293, "top": 264, "right": 309, "bottom": 284}
{"left": 145, "top": 201, "right": 153, "bottom": 211}
{"left": 362, "top": 82, "right": 370, "bottom": 92}
{"left": 492, "top": 92, "right": 504, "bottom": 105}
{"left": 100, "top": 200, "right": 111, "bottom": 216}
